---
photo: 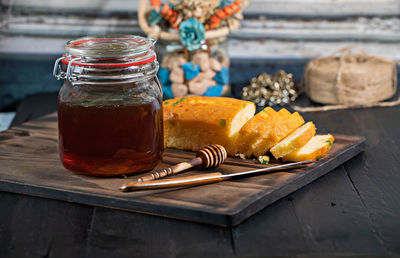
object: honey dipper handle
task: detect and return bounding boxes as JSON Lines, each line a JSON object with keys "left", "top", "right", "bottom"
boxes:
{"left": 136, "top": 157, "right": 203, "bottom": 182}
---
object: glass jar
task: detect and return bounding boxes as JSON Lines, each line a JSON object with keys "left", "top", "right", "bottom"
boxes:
{"left": 53, "top": 35, "right": 163, "bottom": 177}
{"left": 156, "top": 37, "right": 230, "bottom": 99}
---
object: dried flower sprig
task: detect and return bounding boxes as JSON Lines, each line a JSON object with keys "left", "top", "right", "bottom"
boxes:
{"left": 144, "top": 0, "right": 248, "bottom": 51}
{"left": 147, "top": 0, "right": 245, "bottom": 31}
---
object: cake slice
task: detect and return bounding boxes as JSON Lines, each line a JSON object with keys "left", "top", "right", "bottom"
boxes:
{"left": 250, "top": 110, "right": 305, "bottom": 157}
{"left": 163, "top": 96, "right": 256, "bottom": 156}
{"left": 241, "top": 108, "right": 291, "bottom": 157}
{"left": 276, "top": 108, "right": 291, "bottom": 117}
{"left": 270, "top": 122, "right": 316, "bottom": 159}
{"left": 282, "top": 134, "right": 335, "bottom": 162}
{"left": 236, "top": 107, "right": 277, "bottom": 156}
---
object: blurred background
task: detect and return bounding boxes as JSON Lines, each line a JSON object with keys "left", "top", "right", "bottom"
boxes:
{"left": 0, "top": 0, "right": 399, "bottom": 128}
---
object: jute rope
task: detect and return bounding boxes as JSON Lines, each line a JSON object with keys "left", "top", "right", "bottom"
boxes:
{"left": 293, "top": 47, "right": 398, "bottom": 112}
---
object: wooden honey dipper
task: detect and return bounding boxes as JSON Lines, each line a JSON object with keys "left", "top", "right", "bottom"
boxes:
{"left": 135, "top": 144, "right": 227, "bottom": 183}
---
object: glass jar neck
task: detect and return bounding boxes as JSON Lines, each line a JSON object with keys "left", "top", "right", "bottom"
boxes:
{"left": 54, "top": 35, "right": 158, "bottom": 83}
{"left": 63, "top": 60, "right": 159, "bottom": 85}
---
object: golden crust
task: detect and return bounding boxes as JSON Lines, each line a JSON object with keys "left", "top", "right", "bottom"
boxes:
{"left": 277, "top": 108, "right": 291, "bottom": 117}
{"left": 163, "top": 96, "right": 256, "bottom": 155}
{"left": 236, "top": 107, "right": 277, "bottom": 155}
{"left": 164, "top": 97, "right": 252, "bottom": 129}
{"left": 269, "top": 112, "right": 305, "bottom": 145}
{"left": 239, "top": 107, "right": 277, "bottom": 138}
{"left": 239, "top": 108, "right": 292, "bottom": 157}
{"left": 251, "top": 111, "right": 305, "bottom": 157}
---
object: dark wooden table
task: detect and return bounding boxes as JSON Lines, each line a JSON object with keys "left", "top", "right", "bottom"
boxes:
{"left": 1, "top": 93, "right": 400, "bottom": 257}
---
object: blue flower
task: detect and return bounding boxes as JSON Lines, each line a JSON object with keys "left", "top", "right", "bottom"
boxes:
{"left": 178, "top": 18, "right": 205, "bottom": 51}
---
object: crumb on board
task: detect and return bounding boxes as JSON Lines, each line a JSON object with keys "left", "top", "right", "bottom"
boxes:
{"left": 235, "top": 153, "right": 246, "bottom": 159}
{"left": 258, "top": 155, "right": 270, "bottom": 164}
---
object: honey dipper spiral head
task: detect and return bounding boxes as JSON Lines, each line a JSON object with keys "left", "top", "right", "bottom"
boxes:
{"left": 196, "top": 144, "right": 227, "bottom": 169}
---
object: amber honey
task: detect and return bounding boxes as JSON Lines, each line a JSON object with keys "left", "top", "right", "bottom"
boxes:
{"left": 58, "top": 101, "right": 163, "bottom": 176}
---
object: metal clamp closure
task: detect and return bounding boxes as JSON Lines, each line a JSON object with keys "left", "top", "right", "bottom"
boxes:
{"left": 53, "top": 56, "right": 66, "bottom": 80}
{"left": 66, "top": 57, "right": 81, "bottom": 81}
{"left": 53, "top": 56, "right": 81, "bottom": 81}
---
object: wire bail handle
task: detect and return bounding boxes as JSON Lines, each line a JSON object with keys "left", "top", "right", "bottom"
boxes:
{"left": 149, "top": 38, "right": 163, "bottom": 96}
{"left": 53, "top": 55, "right": 81, "bottom": 81}
{"left": 53, "top": 56, "right": 66, "bottom": 80}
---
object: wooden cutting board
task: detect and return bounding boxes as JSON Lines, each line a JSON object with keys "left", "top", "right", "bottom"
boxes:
{"left": 0, "top": 113, "right": 364, "bottom": 227}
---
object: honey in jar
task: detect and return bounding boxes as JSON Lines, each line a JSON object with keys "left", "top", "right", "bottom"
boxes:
{"left": 54, "top": 35, "right": 163, "bottom": 176}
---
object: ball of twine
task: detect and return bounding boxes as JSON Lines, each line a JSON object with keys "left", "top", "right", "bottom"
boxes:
{"left": 294, "top": 47, "right": 398, "bottom": 112}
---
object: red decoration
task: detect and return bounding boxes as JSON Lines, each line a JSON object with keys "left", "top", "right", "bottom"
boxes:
{"left": 149, "top": 0, "right": 242, "bottom": 31}
{"left": 208, "top": 0, "right": 241, "bottom": 29}
{"left": 160, "top": 3, "right": 180, "bottom": 29}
